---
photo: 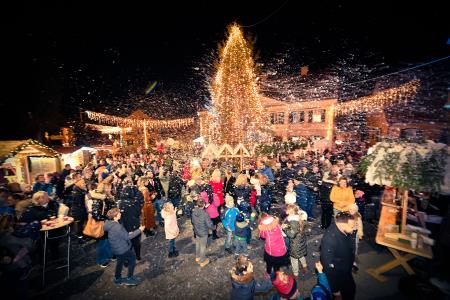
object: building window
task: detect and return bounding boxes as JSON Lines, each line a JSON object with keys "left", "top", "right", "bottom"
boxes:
{"left": 271, "top": 112, "right": 285, "bottom": 124}
{"left": 288, "top": 111, "right": 305, "bottom": 123}
{"left": 308, "top": 111, "right": 313, "bottom": 123}
{"left": 311, "top": 109, "right": 326, "bottom": 123}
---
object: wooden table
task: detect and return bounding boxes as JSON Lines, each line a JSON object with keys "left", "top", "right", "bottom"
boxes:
{"left": 40, "top": 217, "right": 74, "bottom": 287}
{"left": 366, "top": 205, "right": 432, "bottom": 282}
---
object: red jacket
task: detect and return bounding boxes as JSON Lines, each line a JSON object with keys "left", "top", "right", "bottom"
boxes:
{"left": 249, "top": 189, "right": 257, "bottom": 207}
{"left": 209, "top": 180, "right": 224, "bottom": 206}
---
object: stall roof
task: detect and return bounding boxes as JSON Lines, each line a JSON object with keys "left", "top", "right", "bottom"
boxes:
{"left": 0, "top": 139, "right": 60, "bottom": 163}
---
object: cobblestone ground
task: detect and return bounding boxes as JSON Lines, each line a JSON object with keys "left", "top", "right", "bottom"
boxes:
{"left": 28, "top": 204, "right": 409, "bottom": 300}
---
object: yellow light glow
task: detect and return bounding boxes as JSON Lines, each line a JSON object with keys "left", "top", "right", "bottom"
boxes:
{"left": 209, "top": 23, "right": 269, "bottom": 146}
{"left": 335, "top": 80, "right": 419, "bottom": 116}
{"left": 85, "top": 111, "right": 195, "bottom": 130}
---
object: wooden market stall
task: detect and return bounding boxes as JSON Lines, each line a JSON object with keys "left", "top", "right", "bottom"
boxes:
{"left": 360, "top": 141, "right": 449, "bottom": 282}
{"left": 0, "top": 139, "right": 61, "bottom": 184}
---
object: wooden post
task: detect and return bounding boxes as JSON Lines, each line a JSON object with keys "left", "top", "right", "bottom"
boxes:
{"left": 401, "top": 190, "right": 408, "bottom": 235}
{"left": 143, "top": 121, "right": 148, "bottom": 150}
{"left": 121, "top": 128, "right": 126, "bottom": 148}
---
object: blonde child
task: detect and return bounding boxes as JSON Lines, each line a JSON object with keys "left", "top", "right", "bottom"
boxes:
{"left": 161, "top": 202, "right": 180, "bottom": 258}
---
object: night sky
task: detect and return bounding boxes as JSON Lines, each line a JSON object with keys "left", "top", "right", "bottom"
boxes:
{"left": 2, "top": 1, "right": 448, "bottom": 142}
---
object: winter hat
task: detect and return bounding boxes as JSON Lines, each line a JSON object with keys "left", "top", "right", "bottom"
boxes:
{"left": 238, "top": 201, "right": 251, "bottom": 214}
{"left": 311, "top": 284, "right": 331, "bottom": 300}
{"left": 299, "top": 210, "right": 308, "bottom": 221}
{"left": 272, "top": 272, "right": 297, "bottom": 299}
{"left": 225, "top": 195, "right": 234, "bottom": 208}
{"left": 236, "top": 213, "right": 246, "bottom": 223}
{"left": 284, "top": 192, "right": 296, "bottom": 205}
{"left": 261, "top": 214, "right": 274, "bottom": 225}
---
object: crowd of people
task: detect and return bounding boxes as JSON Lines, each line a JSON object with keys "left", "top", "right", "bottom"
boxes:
{"left": 0, "top": 143, "right": 385, "bottom": 299}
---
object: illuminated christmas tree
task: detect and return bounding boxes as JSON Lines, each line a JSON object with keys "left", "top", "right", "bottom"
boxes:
{"left": 209, "top": 23, "right": 268, "bottom": 146}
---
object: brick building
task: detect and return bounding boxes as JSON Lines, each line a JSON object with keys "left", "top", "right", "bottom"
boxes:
{"left": 198, "top": 96, "right": 337, "bottom": 143}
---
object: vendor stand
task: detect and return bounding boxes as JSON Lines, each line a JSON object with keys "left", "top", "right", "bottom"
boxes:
{"left": 359, "top": 141, "right": 449, "bottom": 282}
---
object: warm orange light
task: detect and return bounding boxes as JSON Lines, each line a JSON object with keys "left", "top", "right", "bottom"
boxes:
{"left": 209, "top": 23, "right": 269, "bottom": 146}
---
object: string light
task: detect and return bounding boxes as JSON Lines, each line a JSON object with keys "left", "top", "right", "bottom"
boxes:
{"left": 209, "top": 23, "right": 270, "bottom": 146}
{"left": 335, "top": 80, "right": 419, "bottom": 116}
{"left": 85, "top": 111, "right": 195, "bottom": 130}
{"left": 85, "top": 123, "right": 132, "bottom": 134}
{"left": 1, "top": 139, "right": 60, "bottom": 162}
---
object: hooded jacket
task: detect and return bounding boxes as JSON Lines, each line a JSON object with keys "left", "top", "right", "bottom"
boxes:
{"left": 222, "top": 207, "right": 239, "bottom": 231}
{"left": 104, "top": 220, "right": 141, "bottom": 255}
{"left": 191, "top": 207, "right": 214, "bottom": 237}
{"left": 283, "top": 215, "right": 307, "bottom": 259}
{"left": 230, "top": 263, "right": 272, "bottom": 300}
{"left": 118, "top": 185, "right": 144, "bottom": 232}
{"left": 258, "top": 217, "right": 287, "bottom": 257}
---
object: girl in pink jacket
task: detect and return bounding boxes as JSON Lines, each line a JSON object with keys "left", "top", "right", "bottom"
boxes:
{"left": 161, "top": 202, "right": 180, "bottom": 258}
{"left": 201, "top": 190, "right": 221, "bottom": 239}
{"left": 258, "top": 213, "right": 288, "bottom": 274}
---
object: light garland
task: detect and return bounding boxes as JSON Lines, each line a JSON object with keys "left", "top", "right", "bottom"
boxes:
{"left": 85, "top": 123, "right": 132, "bottom": 134}
{"left": 1, "top": 139, "right": 60, "bottom": 163}
{"left": 335, "top": 80, "right": 420, "bottom": 116}
{"left": 85, "top": 111, "right": 195, "bottom": 130}
{"left": 209, "top": 23, "right": 270, "bottom": 146}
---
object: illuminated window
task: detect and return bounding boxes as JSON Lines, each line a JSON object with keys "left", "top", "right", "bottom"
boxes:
{"left": 312, "top": 110, "right": 326, "bottom": 123}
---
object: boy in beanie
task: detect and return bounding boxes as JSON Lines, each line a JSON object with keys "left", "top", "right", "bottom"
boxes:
{"left": 222, "top": 194, "right": 239, "bottom": 254}
{"left": 230, "top": 255, "right": 272, "bottom": 300}
{"left": 234, "top": 212, "right": 249, "bottom": 258}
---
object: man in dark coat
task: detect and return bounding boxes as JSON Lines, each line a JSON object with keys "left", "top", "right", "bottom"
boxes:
{"left": 279, "top": 160, "right": 296, "bottom": 188}
{"left": 320, "top": 212, "right": 356, "bottom": 300}
{"left": 118, "top": 177, "right": 144, "bottom": 260}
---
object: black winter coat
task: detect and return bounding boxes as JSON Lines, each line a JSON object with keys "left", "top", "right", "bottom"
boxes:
{"left": 168, "top": 175, "right": 184, "bottom": 199}
{"left": 320, "top": 222, "right": 355, "bottom": 293}
{"left": 280, "top": 167, "right": 296, "bottom": 183}
{"left": 92, "top": 199, "right": 116, "bottom": 222}
{"left": 70, "top": 186, "right": 87, "bottom": 220}
{"left": 147, "top": 178, "right": 165, "bottom": 199}
{"left": 284, "top": 219, "right": 307, "bottom": 258}
{"left": 224, "top": 175, "right": 236, "bottom": 196}
{"left": 118, "top": 186, "right": 144, "bottom": 232}
{"left": 21, "top": 200, "right": 60, "bottom": 223}
{"left": 234, "top": 185, "right": 252, "bottom": 203}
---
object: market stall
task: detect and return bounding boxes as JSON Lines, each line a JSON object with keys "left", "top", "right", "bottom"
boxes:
{"left": 0, "top": 139, "right": 61, "bottom": 184}
{"left": 360, "top": 141, "right": 449, "bottom": 282}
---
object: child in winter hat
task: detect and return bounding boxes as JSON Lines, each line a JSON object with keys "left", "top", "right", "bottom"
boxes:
{"left": 230, "top": 255, "right": 272, "bottom": 300}
{"left": 271, "top": 269, "right": 300, "bottom": 299}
